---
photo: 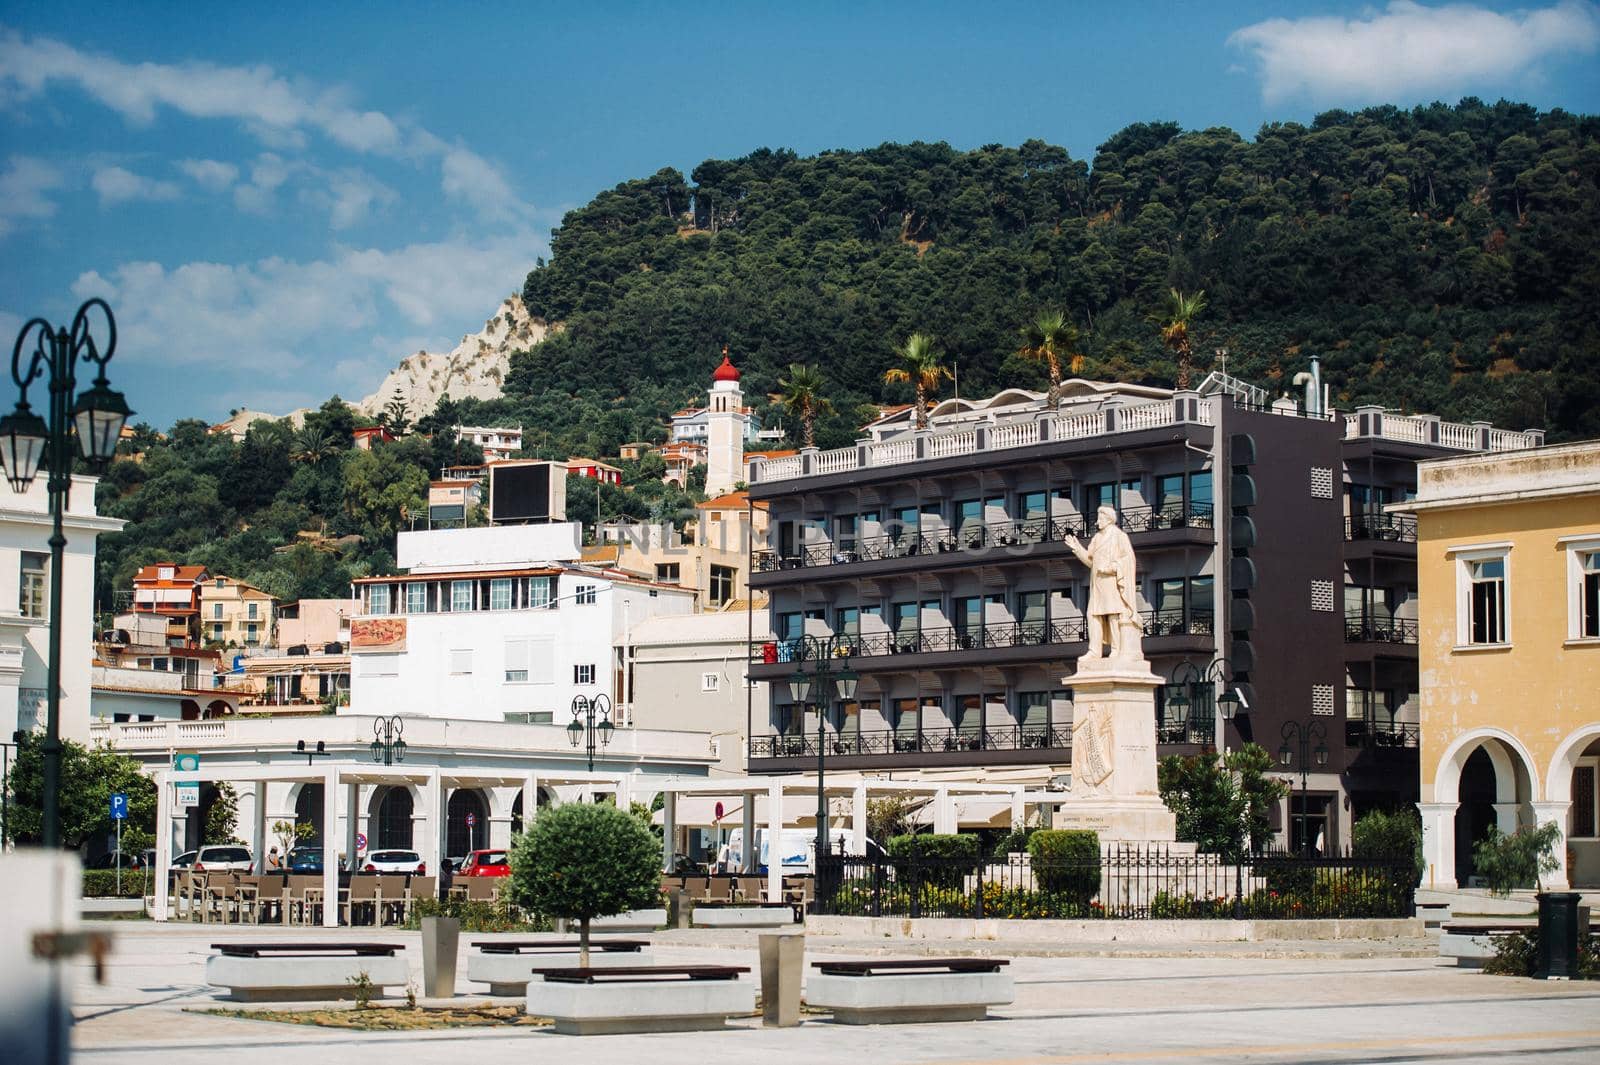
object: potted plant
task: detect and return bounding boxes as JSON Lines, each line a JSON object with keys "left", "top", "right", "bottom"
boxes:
{"left": 508, "top": 802, "right": 659, "bottom": 966}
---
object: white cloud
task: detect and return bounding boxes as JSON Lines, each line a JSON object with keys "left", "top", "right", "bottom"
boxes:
{"left": 69, "top": 232, "right": 542, "bottom": 381}
{"left": 91, "top": 165, "right": 180, "bottom": 206}
{"left": 1228, "top": 0, "right": 1600, "bottom": 104}
{"left": 177, "top": 158, "right": 239, "bottom": 192}
{"left": 0, "top": 154, "right": 62, "bottom": 236}
{"left": 232, "top": 153, "right": 297, "bottom": 214}
{"left": 303, "top": 169, "right": 400, "bottom": 230}
{"left": 0, "top": 28, "right": 533, "bottom": 218}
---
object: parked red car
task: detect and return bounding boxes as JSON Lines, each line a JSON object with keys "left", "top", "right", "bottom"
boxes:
{"left": 458, "top": 849, "right": 511, "bottom": 877}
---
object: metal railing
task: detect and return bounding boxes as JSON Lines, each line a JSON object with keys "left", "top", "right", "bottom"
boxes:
{"left": 756, "top": 504, "right": 1214, "bottom": 573}
{"left": 1344, "top": 513, "right": 1418, "bottom": 543}
{"left": 750, "top": 723, "right": 1072, "bottom": 760}
{"left": 1344, "top": 613, "right": 1419, "bottom": 644}
{"left": 813, "top": 847, "right": 1417, "bottom": 920}
{"left": 1345, "top": 718, "right": 1421, "bottom": 750}
{"left": 753, "top": 609, "right": 1214, "bottom": 665}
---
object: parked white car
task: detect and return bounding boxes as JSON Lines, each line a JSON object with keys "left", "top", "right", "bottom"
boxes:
{"left": 171, "top": 845, "right": 254, "bottom": 871}
{"left": 362, "top": 849, "right": 426, "bottom": 874}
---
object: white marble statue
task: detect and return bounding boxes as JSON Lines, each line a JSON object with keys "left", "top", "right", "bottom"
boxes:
{"left": 1066, "top": 505, "right": 1143, "bottom": 666}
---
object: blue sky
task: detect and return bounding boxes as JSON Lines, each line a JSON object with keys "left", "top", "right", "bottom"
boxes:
{"left": 2, "top": 1, "right": 1597, "bottom": 428}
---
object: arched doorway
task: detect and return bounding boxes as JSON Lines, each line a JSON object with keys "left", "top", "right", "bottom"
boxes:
{"left": 509, "top": 786, "right": 553, "bottom": 835}
{"left": 447, "top": 789, "right": 488, "bottom": 859}
{"left": 1548, "top": 728, "right": 1600, "bottom": 889}
{"left": 374, "top": 786, "right": 414, "bottom": 849}
{"left": 202, "top": 699, "right": 231, "bottom": 719}
{"left": 1454, "top": 748, "right": 1498, "bottom": 885}
{"left": 179, "top": 699, "right": 201, "bottom": 721}
{"left": 294, "top": 784, "right": 324, "bottom": 848}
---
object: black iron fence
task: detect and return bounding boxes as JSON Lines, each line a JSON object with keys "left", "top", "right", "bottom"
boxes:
{"left": 756, "top": 504, "right": 1214, "bottom": 573}
{"left": 1344, "top": 613, "right": 1420, "bottom": 644}
{"left": 1344, "top": 513, "right": 1418, "bottom": 544}
{"left": 813, "top": 847, "right": 1416, "bottom": 920}
{"left": 751, "top": 723, "right": 1073, "bottom": 760}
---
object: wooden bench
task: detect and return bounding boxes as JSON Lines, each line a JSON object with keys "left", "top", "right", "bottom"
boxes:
{"left": 467, "top": 938, "right": 653, "bottom": 995}
{"left": 1438, "top": 921, "right": 1535, "bottom": 966}
{"left": 524, "top": 964, "right": 754, "bottom": 1034}
{"left": 804, "top": 958, "right": 1014, "bottom": 1024}
{"left": 206, "top": 942, "right": 409, "bottom": 1001}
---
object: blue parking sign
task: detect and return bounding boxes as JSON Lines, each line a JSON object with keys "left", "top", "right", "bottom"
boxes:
{"left": 109, "top": 793, "right": 128, "bottom": 820}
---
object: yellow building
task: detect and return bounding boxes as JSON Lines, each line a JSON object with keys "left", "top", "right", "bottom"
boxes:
{"left": 198, "top": 576, "right": 277, "bottom": 649}
{"left": 1407, "top": 441, "right": 1600, "bottom": 890}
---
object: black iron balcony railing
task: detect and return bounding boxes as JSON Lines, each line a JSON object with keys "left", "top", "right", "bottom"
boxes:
{"left": 756, "top": 504, "right": 1214, "bottom": 573}
{"left": 750, "top": 723, "right": 1073, "bottom": 761}
{"left": 1156, "top": 712, "right": 1216, "bottom": 745}
{"left": 1344, "top": 613, "right": 1419, "bottom": 644}
{"left": 753, "top": 609, "right": 1215, "bottom": 665}
{"left": 1344, "top": 513, "right": 1418, "bottom": 543}
{"left": 1345, "top": 718, "right": 1421, "bottom": 749}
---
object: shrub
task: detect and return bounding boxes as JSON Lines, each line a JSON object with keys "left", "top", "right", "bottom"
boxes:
{"left": 991, "top": 827, "right": 1037, "bottom": 858}
{"left": 1472, "top": 823, "right": 1563, "bottom": 896}
{"left": 1351, "top": 808, "right": 1425, "bottom": 886}
{"left": 887, "top": 833, "right": 979, "bottom": 890}
{"left": 508, "top": 802, "right": 659, "bottom": 963}
{"left": 405, "top": 894, "right": 550, "bottom": 933}
{"left": 1027, "top": 830, "right": 1100, "bottom": 903}
{"left": 1482, "top": 930, "right": 1539, "bottom": 977}
{"left": 82, "top": 869, "right": 144, "bottom": 899}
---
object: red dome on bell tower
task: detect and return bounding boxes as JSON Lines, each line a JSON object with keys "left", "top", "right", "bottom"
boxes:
{"left": 712, "top": 346, "right": 740, "bottom": 383}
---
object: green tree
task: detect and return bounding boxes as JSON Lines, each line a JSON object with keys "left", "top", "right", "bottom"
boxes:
{"left": 508, "top": 802, "right": 660, "bottom": 964}
{"left": 341, "top": 442, "right": 430, "bottom": 539}
{"left": 883, "top": 332, "right": 953, "bottom": 430}
{"left": 776, "top": 364, "right": 834, "bottom": 448}
{"left": 1016, "top": 310, "right": 1083, "bottom": 403}
{"left": 4, "top": 735, "right": 157, "bottom": 849}
{"left": 291, "top": 427, "right": 336, "bottom": 467}
{"left": 1157, "top": 743, "right": 1287, "bottom": 861}
{"left": 1153, "top": 288, "right": 1207, "bottom": 389}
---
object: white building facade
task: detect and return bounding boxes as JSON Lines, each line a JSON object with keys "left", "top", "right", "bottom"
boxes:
{"left": 348, "top": 523, "right": 694, "bottom": 724}
{"left": 1, "top": 475, "right": 122, "bottom": 740}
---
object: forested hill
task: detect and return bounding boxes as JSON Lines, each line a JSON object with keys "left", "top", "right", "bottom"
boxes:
{"left": 477, "top": 98, "right": 1599, "bottom": 452}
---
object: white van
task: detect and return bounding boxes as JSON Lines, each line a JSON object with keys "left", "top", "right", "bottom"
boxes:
{"left": 724, "top": 828, "right": 884, "bottom": 874}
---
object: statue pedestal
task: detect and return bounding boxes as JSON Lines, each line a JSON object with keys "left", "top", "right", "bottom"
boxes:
{"left": 1056, "top": 660, "right": 1176, "bottom": 843}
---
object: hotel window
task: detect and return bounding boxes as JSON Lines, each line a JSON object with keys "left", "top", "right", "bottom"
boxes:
{"left": 1565, "top": 540, "right": 1600, "bottom": 641}
{"left": 212, "top": 623, "right": 223, "bottom": 641}
{"left": 504, "top": 639, "right": 530, "bottom": 683}
{"left": 574, "top": 584, "right": 597, "bottom": 605}
{"left": 655, "top": 563, "right": 680, "bottom": 584}
{"left": 529, "top": 577, "right": 551, "bottom": 609}
{"left": 367, "top": 583, "right": 391, "bottom": 615}
{"left": 451, "top": 580, "right": 473, "bottom": 612}
{"left": 709, "top": 565, "right": 735, "bottom": 606}
{"left": 1460, "top": 553, "right": 1509, "bottom": 646}
{"left": 20, "top": 552, "right": 46, "bottom": 619}
{"left": 1018, "top": 691, "right": 1050, "bottom": 732}
{"left": 212, "top": 603, "right": 223, "bottom": 620}
{"left": 490, "top": 578, "right": 512, "bottom": 611}
{"left": 574, "top": 663, "right": 596, "bottom": 685}
{"left": 246, "top": 623, "right": 258, "bottom": 644}
{"left": 1571, "top": 760, "right": 1598, "bottom": 839}
{"left": 247, "top": 602, "right": 259, "bottom": 620}
{"left": 406, "top": 582, "right": 427, "bottom": 614}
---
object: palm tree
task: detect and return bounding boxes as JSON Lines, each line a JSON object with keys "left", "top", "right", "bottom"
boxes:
{"left": 1154, "top": 288, "right": 1208, "bottom": 389}
{"left": 883, "top": 332, "right": 953, "bottom": 430}
{"left": 777, "top": 364, "right": 834, "bottom": 449}
{"left": 1017, "top": 310, "right": 1083, "bottom": 403}
{"left": 291, "top": 427, "right": 335, "bottom": 466}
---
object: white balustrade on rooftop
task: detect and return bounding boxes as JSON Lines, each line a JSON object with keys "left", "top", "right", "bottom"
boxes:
{"left": 869, "top": 438, "right": 916, "bottom": 467}
{"left": 1438, "top": 422, "right": 1477, "bottom": 450}
{"left": 989, "top": 421, "right": 1040, "bottom": 450}
{"left": 1052, "top": 409, "right": 1104, "bottom": 440}
{"left": 1118, "top": 401, "right": 1173, "bottom": 432}
{"left": 814, "top": 449, "right": 860, "bottom": 475}
{"left": 1488, "top": 428, "right": 1535, "bottom": 452}
{"left": 928, "top": 429, "right": 977, "bottom": 459}
{"left": 1384, "top": 415, "right": 1432, "bottom": 444}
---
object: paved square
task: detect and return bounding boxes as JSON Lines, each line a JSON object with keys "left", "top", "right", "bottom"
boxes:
{"left": 69, "top": 923, "right": 1600, "bottom": 1065}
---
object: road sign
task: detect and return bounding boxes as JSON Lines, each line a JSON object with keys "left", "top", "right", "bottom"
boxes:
{"left": 109, "top": 793, "right": 128, "bottom": 821}
{"left": 355, "top": 832, "right": 368, "bottom": 852}
{"left": 174, "top": 783, "right": 200, "bottom": 810}
{"left": 714, "top": 801, "right": 724, "bottom": 822}
{"left": 466, "top": 812, "right": 477, "bottom": 828}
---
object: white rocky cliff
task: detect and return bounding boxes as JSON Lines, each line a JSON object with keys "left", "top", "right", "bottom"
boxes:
{"left": 357, "top": 294, "right": 549, "bottom": 418}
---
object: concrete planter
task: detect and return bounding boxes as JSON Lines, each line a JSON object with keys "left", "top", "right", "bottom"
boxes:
{"left": 525, "top": 977, "right": 754, "bottom": 1034}
{"left": 470, "top": 950, "right": 656, "bottom": 996}
{"left": 590, "top": 908, "right": 666, "bottom": 931}
{"left": 693, "top": 905, "right": 795, "bottom": 928}
{"left": 205, "top": 954, "right": 410, "bottom": 1002}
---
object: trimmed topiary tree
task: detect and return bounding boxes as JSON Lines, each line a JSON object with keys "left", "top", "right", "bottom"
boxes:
{"left": 1027, "top": 830, "right": 1101, "bottom": 905}
{"left": 887, "top": 833, "right": 980, "bottom": 890}
{"left": 508, "top": 802, "right": 660, "bottom": 964}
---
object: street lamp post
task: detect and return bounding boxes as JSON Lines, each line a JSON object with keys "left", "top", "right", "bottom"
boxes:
{"left": 371, "top": 716, "right": 407, "bottom": 766}
{"left": 1164, "top": 658, "right": 1244, "bottom": 747}
{"left": 787, "top": 634, "right": 859, "bottom": 876}
{"left": 3, "top": 299, "right": 132, "bottom": 848}
{"left": 1278, "top": 719, "right": 1329, "bottom": 855}
{"left": 567, "top": 694, "right": 614, "bottom": 774}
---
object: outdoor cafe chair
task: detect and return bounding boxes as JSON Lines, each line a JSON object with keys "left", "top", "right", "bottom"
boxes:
{"left": 342, "top": 876, "right": 381, "bottom": 926}
{"left": 202, "top": 873, "right": 239, "bottom": 925}
{"left": 234, "top": 875, "right": 263, "bottom": 924}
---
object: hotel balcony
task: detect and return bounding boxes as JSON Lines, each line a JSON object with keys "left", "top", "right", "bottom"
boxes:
{"left": 1343, "top": 612, "right": 1419, "bottom": 660}
{"left": 749, "top": 721, "right": 1074, "bottom": 773}
{"left": 752, "top": 504, "right": 1214, "bottom": 587}
{"left": 747, "top": 608, "right": 1215, "bottom": 680}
